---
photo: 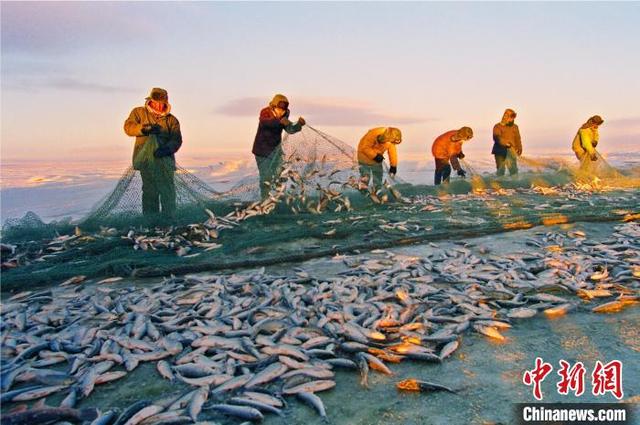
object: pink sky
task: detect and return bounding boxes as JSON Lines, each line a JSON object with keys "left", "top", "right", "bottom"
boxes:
{"left": 2, "top": 2, "right": 639, "bottom": 165}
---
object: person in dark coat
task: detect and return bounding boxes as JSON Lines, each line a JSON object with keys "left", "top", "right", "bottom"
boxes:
{"left": 492, "top": 108, "right": 522, "bottom": 176}
{"left": 252, "top": 94, "right": 305, "bottom": 199}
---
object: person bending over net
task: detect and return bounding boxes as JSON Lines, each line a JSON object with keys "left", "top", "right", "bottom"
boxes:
{"left": 252, "top": 94, "right": 306, "bottom": 200}
{"left": 572, "top": 115, "right": 604, "bottom": 173}
{"left": 357, "top": 127, "right": 402, "bottom": 190}
{"left": 124, "top": 88, "right": 182, "bottom": 221}
{"left": 431, "top": 127, "right": 474, "bottom": 185}
{"left": 492, "top": 108, "right": 523, "bottom": 177}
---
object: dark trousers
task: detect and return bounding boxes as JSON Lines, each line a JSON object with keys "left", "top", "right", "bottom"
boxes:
{"left": 140, "top": 167, "right": 176, "bottom": 219}
{"left": 495, "top": 150, "right": 518, "bottom": 176}
{"left": 358, "top": 162, "right": 384, "bottom": 190}
{"left": 434, "top": 158, "right": 451, "bottom": 185}
{"left": 255, "top": 148, "right": 284, "bottom": 200}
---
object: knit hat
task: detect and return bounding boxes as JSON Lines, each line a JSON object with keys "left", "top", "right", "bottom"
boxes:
{"left": 146, "top": 87, "right": 169, "bottom": 104}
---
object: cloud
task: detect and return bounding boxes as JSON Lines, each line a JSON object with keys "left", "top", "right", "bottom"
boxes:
{"left": 4, "top": 77, "right": 135, "bottom": 93}
{"left": 47, "top": 78, "right": 135, "bottom": 93}
{"left": 599, "top": 117, "right": 640, "bottom": 146}
{"left": 1, "top": 3, "right": 150, "bottom": 54}
{"left": 215, "top": 97, "right": 432, "bottom": 126}
{"left": 606, "top": 117, "right": 640, "bottom": 131}
{"left": 607, "top": 117, "right": 640, "bottom": 125}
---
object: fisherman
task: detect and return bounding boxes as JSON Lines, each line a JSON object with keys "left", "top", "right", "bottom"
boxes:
{"left": 124, "top": 88, "right": 182, "bottom": 220}
{"left": 431, "top": 127, "right": 473, "bottom": 185}
{"left": 492, "top": 108, "right": 522, "bottom": 176}
{"left": 572, "top": 115, "right": 604, "bottom": 171}
{"left": 252, "top": 94, "right": 306, "bottom": 200}
{"left": 357, "top": 127, "right": 402, "bottom": 190}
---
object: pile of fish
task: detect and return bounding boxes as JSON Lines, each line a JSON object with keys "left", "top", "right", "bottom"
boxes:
{"left": 83, "top": 157, "right": 362, "bottom": 258}
{"left": 122, "top": 223, "right": 222, "bottom": 258}
{"left": 0, "top": 231, "right": 103, "bottom": 271}
{"left": 208, "top": 171, "right": 637, "bottom": 241}
{"left": 2, "top": 222, "right": 638, "bottom": 424}
{"left": 88, "top": 157, "right": 399, "bottom": 256}
{"left": 3, "top": 159, "right": 638, "bottom": 266}
{"left": 118, "top": 172, "right": 639, "bottom": 257}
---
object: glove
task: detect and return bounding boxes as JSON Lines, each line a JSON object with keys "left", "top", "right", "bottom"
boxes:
{"left": 458, "top": 152, "right": 465, "bottom": 159}
{"left": 142, "top": 124, "right": 161, "bottom": 135}
{"left": 590, "top": 153, "right": 598, "bottom": 161}
{"left": 154, "top": 147, "right": 172, "bottom": 158}
{"left": 389, "top": 166, "right": 397, "bottom": 176}
{"left": 457, "top": 169, "right": 467, "bottom": 178}
{"left": 374, "top": 154, "right": 384, "bottom": 163}
{"left": 298, "top": 117, "right": 306, "bottom": 126}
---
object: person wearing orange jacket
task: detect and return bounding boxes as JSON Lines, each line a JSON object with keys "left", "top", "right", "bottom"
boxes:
{"left": 357, "top": 127, "right": 402, "bottom": 189}
{"left": 431, "top": 127, "right": 474, "bottom": 185}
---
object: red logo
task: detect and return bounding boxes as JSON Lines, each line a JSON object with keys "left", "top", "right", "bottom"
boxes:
{"left": 523, "top": 358, "right": 624, "bottom": 401}
{"left": 523, "top": 357, "right": 554, "bottom": 400}
{"left": 592, "top": 360, "right": 623, "bottom": 399}
{"left": 557, "top": 360, "right": 586, "bottom": 396}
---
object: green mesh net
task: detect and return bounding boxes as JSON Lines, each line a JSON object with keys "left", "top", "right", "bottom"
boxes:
{"left": 82, "top": 134, "right": 222, "bottom": 228}
{"left": 77, "top": 126, "right": 400, "bottom": 227}
{"left": 219, "top": 126, "right": 401, "bottom": 202}
{"left": 1, "top": 127, "right": 639, "bottom": 290}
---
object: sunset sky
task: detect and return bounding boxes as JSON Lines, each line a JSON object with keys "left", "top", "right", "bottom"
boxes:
{"left": 2, "top": 1, "right": 639, "bottom": 165}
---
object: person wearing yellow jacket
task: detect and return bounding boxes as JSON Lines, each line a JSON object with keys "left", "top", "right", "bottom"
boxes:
{"left": 572, "top": 115, "right": 604, "bottom": 171}
{"left": 357, "top": 127, "right": 402, "bottom": 189}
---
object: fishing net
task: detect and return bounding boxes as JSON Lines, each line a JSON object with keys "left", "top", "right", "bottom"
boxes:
{"left": 76, "top": 126, "right": 398, "bottom": 229}
{"left": 84, "top": 126, "right": 404, "bottom": 224}
{"left": 81, "top": 135, "right": 223, "bottom": 228}
{"left": 220, "top": 127, "right": 352, "bottom": 201}
{"left": 1, "top": 127, "right": 398, "bottom": 239}
{"left": 220, "top": 125, "right": 402, "bottom": 203}
{"left": 1, "top": 211, "right": 74, "bottom": 242}
{"left": 2, "top": 126, "right": 639, "bottom": 290}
